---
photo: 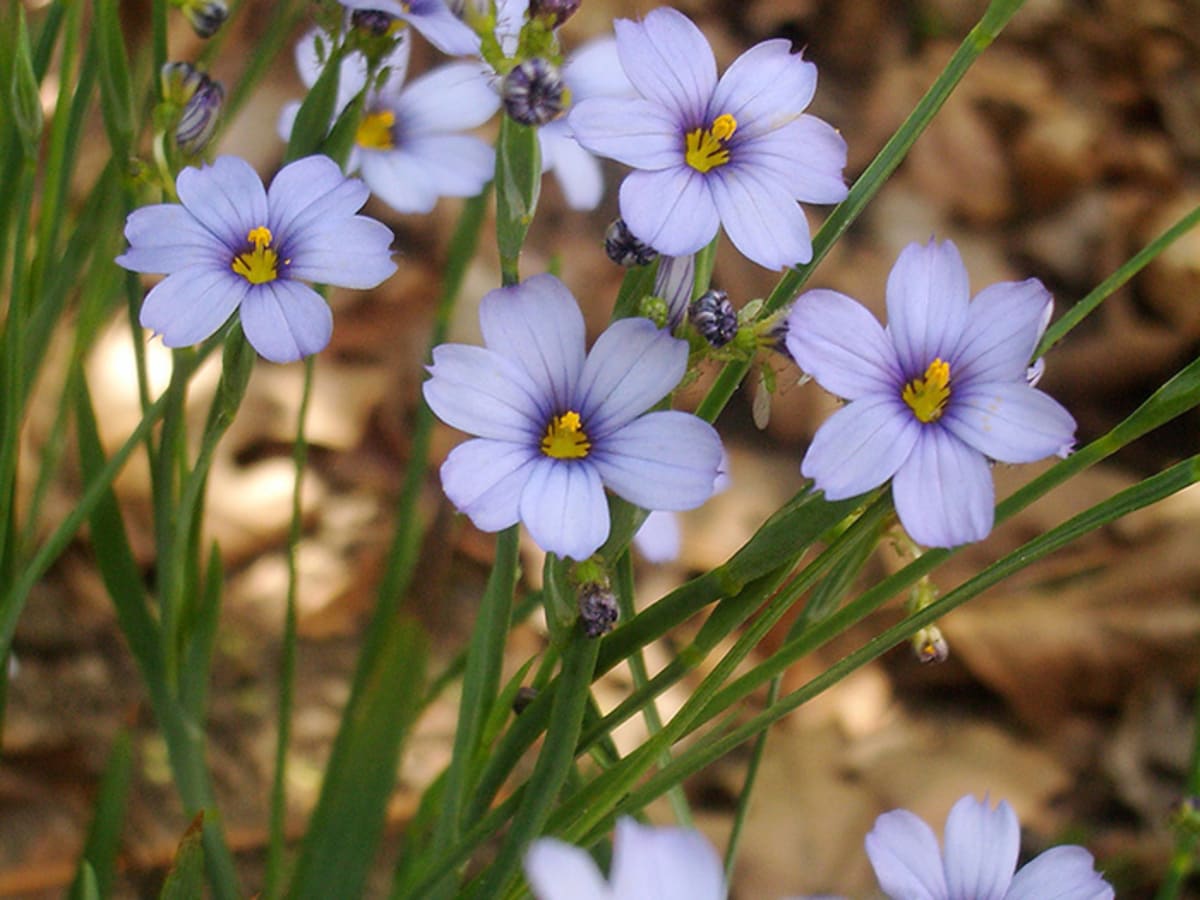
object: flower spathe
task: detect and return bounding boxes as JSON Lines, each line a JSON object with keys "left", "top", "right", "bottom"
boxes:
{"left": 786, "top": 239, "right": 1076, "bottom": 548}
{"left": 423, "top": 274, "right": 724, "bottom": 561}
{"left": 866, "top": 794, "right": 1114, "bottom": 900}
{"left": 116, "top": 155, "right": 396, "bottom": 363}
{"left": 524, "top": 817, "right": 727, "bottom": 900}
{"left": 568, "top": 7, "right": 848, "bottom": 270}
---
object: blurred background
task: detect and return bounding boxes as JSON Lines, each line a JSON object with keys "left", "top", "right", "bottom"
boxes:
{"left": 3, "top": 0, "right": 1199, "bottom": 895}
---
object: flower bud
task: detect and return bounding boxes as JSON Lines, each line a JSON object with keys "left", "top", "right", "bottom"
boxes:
{"left": 654, "top": 254, "right": 695, "bottom": 329}
{"left": 578, "top": 583, "right": 618, "bottom": 638}
{"left": 502, "top": 58, "right": 567, "bottom": 127}
{"left": 689, "top": 289, "right": 738, "bottom": 348}
{"left": 177, "top": 0, "right": 229, "bottom": 38}
{"left": 530, "top": 0, "right": 581, "bottom": 27}
{"left": 351, "top": 8, "right": 399, "bottom": 35}
{"left": 605, "top": 218, "right": 657, "bottom": 268}
{"left": 175, "top": 75, "right": 223, "bottom": 155}
{"left": 512, "top": 685, "right": 538, "bottom": 714}
{"left": 160, "top": 61, "right": 207, "bottom": 103}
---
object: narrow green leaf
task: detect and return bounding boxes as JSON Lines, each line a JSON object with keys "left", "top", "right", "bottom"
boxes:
{"left": 285, "top": 39, "right": 342, "bottom": 162}
{"left": 93, "top": 0, "right": 135, "bottom": 158}
{"left": 467, "top": 627, "right": 600, "bottom": 899}
{"left": 69, "top": 730, "right": 133, "bottom": 900}
{"left": 495, "top": 115, "right": 540, "bottom": 285}
{"left": 286, "top": 619, "right": 427, "bottom": 900}
{"left": 431, "top": 526, "right": 520, "bottom": 871}
{"left": 9, "top": 6, "right": 44, "bottom": 156}
{"left": 320, "top": 89, "right": 366, "bottom": 169}
{"left": 159, "top": 813, "right": 207, "bottom": 900}
{"left": 73, "top": 375, "right": 167, "bottom": 695}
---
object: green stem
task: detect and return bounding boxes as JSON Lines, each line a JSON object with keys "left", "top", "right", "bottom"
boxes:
{"left": 1155, "top": 674, "right": 1200, "bottom": 900}
{"left": 265, "top": 355, "right": 316, "bottom": 899}
{"left": 613, "top": 551, "right": 692, "bottom": 827}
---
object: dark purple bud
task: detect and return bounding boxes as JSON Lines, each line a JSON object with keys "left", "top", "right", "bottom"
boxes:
{"left": 351, "top": 8, "right": 398, "bottom": 35}
{"left": 502, "top": 58, "right": 567, "bottom": 127}
{"left": 512, "top": 686, "right": 538, "bottom": 714}
{"left": 530, "top": 0, "right": 582, "bottom": 27}
{"left": 578, "top": 583, "right": 618, "bottom": 638}
{"left": 604, "top": 218, "right": 658, "bottom": 268}
{"left": 690, "top": 289, "right": 738, "bottom": 348}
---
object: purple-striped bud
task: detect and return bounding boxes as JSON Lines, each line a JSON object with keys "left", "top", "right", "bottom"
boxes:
{"left": 175, "top": 75, "right": 223, "bottom": 155}
{"left": 177, "top": 0, "right": 228, "bottom": 38}
{"left": 689, "top": 289, "right": 738, "bottom": 347}
{"left": 502, "top": 58, "right": 567, "bottom": 126}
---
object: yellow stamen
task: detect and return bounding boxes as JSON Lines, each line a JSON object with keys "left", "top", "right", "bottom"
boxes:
{"left": 685, "top": 113, "right": 738, "bottom": 173}
{"left": 541, "top": 410, "right": 591, "bottom": 459}
{"left": 356, "top": 110, "right": 396, "bottom": 150}
{"left": 230, "top": 225, "right": 279, "bottom": 285}
{"left": 902, "top": 358, "right": 952, "bottom": 423}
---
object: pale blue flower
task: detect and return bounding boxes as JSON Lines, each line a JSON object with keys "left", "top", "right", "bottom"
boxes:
{"left": 423, "top": 274, "right": 723, "bottom": 561}
{"left": 116, "top": 155, "right": 396, "bottom": 363}
{"left": 866, "top": 794, "right": 1114, "bottom": 900}
{"left": 524, "top": 817, "right": 727, "bottom": 900}
{"left": 786, "top": 239, "right": 1076, "bottom": 548}
{"left": 338, "top": 0, "right": 479, "bottom": 55}
{"left": 280, "top": 28, "right": 498, "bottom": 214}
{"left": 569, "top": 7, "right": 847, "bottom": 270}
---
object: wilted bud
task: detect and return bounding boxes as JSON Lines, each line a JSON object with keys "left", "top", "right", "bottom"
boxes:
{"left": 177, "top": 0, "right": 229, "bottom": 38}
{"left": 690, "top": 289, "right": 738, "bottom": 348}
{"left": 502, "top": 58, "right": 567, "bottom": 126}
{"left": 512, "top": 685, "right": 538, "bottom": 715}
{"left": 530, "top": 0, "right": 581, "bottom": 27}
{"left": 175, "top": 75, "right": 223, "bottom": 155}
{"left": 352, "top": 8, "right": 403, "bottom": 36}
{"left": 578, "top": 583, "right": 618, "bottom": 638}
{"left": 912, "top": 626, "right": 949, "bottom": 664}
{"left": 605, "top": 218, "right": 657, "bottom": 268}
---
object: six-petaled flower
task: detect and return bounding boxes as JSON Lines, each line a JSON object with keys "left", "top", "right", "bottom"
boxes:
{"left": 422, "top": 274, "right": 724, "bottom": 561}
{"left": 786, "top": 239, "right": 1076, "bottom": 548}
{"left": 569, "top": 6, "right": 848, "bottom": 270}
{"left": 116, "top": 155, "right": 397, "bottom": 363}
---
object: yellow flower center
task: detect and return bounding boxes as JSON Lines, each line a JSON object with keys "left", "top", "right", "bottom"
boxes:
{"left": 902, "top": 358, "right": 952, "bottom": 423}
{"left": 685, "top": 113, "right": 738, "bottom": 173}
{"left": 541, "top": 410, "right": 591, "bottom": 460}
{"left": 356, "top": 110, "right": 396, "bottom": 150}
{"left": 231, "top": 225, "right": 280, "bottom": 285}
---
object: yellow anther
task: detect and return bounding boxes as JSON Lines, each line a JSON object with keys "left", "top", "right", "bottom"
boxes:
{"left": 541, "top": 410, "right": 591, "bottom": 459}
{"left": 685, "top": 113, "right": 738, "bottom": 173}
{"left": 901, "top": 358, "right": 952, "bottom": 423}
{"left": 231, "top": 225, "right": 279, "bottom": 285}
{"left": 356, "top": 110, "right": 396, "bottom": 150}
